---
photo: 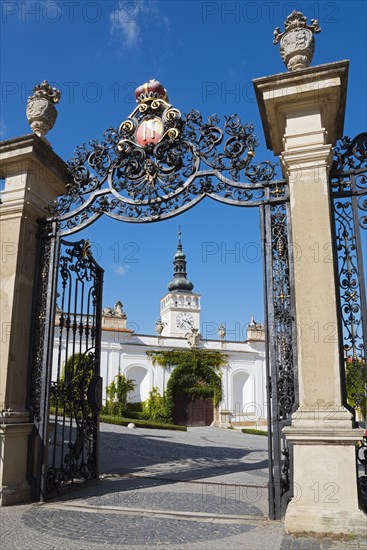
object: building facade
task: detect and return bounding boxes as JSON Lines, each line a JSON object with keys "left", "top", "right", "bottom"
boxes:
{"left": 53, "top": 233, "right": 267, "bottom": 426}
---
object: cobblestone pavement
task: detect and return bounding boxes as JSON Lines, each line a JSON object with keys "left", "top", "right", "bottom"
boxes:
{"left": 1, "top": 425, "right": 366, "bottom": 549}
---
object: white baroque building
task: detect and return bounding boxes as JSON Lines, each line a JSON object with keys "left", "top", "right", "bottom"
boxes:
{"left": 53, "top": 233, "right": 267, "bottom": 426}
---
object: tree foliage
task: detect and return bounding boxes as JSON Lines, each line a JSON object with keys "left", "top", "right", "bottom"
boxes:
{"left": 142, "top": 387, "right": 171, "bottom": 423}
{"left": 106, "top": 370, "right": 136, "bottom": 417}
{"left": 147, "top": 349, "right": 227, "bottom": 421}
{"left": 346, "top": 358, "right": 367, "bottom": 421}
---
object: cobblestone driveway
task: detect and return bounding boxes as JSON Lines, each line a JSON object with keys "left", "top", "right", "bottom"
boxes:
{"left": 1, "top": 425, "right": 365, "bottom": 549}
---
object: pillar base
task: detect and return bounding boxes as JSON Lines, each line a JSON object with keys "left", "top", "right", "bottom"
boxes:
{"left": 0, "top": 480, "right": 31, "bottom": 506}
{"left": 0, "top": 422, "right": 34, "bottom": 506}
{"left": 284, "top": 503, "right": 366, "bottom": 536}
{"left": 283, "top": 424, "right": 366, "bottom": 535}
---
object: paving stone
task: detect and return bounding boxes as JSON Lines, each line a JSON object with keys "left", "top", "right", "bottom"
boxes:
{"left": 1, "top": 426, "right": 366, "bottom": 550}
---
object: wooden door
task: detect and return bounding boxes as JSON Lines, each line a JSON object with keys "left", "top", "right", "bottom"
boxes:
{"left": 173, "top": 394, "right": 214, "bottom": 426}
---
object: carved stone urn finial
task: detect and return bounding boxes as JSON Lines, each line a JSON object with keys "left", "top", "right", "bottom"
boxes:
{"left": 26, "top": 80, "right": 61, "bottom": 137}
{"left": 218, "top": 324, "right": 226, "bottom": 341}
{"left": 155, "top": 318, "right": 164, "bottom": 336}
{"left": 273, "top": 11, "right": 321, "bottom": 71}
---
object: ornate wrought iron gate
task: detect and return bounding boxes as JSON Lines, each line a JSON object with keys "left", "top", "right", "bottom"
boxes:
{"left": 329, "top": 133, "right": 367, "bottom": 510}
{"left": 261, "top": 201, "right": 298, "bottom": 519}
{"left": 28, "top": 223, "right": 103, "bottom": 500}
{"left": 27, "top": 80, "right": 298, "bottom": 517}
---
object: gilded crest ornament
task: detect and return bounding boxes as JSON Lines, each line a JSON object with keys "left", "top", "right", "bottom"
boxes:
{"left": 273, "top": 11, "right": 321, "bottom": 71}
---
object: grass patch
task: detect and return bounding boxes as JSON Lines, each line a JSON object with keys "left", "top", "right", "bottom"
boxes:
{"left": 241, "top": 428, "right": 268, "bottom": 436}
{"left": 100, "top": 414, "right": 187, "bottom": 432}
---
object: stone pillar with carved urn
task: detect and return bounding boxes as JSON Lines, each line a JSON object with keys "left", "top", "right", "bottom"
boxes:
{"left": 254, "top": 25, "right": 366, "bottom": 534}
{"left": 0, "top": 83, "right": 67, "bottom": 505}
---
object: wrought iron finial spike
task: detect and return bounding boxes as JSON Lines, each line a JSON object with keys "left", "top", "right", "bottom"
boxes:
{"left": 178, "top": 225, "right": 182, "bottom": 246}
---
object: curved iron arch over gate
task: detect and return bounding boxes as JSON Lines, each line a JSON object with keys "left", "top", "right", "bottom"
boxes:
{"left": 28, "top": 81, "right": 298, "bottom": 519}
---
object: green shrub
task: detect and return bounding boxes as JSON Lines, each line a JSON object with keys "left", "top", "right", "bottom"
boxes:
{"left": 142, "top": 387, "right": 171, "bottom": 423}
{"left": 105, "top": 371, "right": 136, "bottom": 417}
{"left": 125, "top": 402, "right": 143, "bottom": 414}
{"left": 346, "top": 359, "right": 366, "bottom": 421}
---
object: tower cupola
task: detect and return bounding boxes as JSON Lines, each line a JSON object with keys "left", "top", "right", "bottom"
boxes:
{"left": 167, "top": 227, "right": 194, "bottom": 292}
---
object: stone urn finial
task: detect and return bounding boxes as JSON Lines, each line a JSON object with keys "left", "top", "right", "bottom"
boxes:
{"left": 273, "top": 11, "right": 321, "bottom": 71}
{"left": 26, "top": 80, "right": 61, "bottom": 137}
{"left": 218, "top": 324, "right": 226, "bottom": 341}
{"left": 155, "top": 318, "right": 164, "bottom": 336}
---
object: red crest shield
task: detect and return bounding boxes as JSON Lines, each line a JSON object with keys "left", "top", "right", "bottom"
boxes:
{"left": 136, "top": 118, "right": 163, "bottom": 147}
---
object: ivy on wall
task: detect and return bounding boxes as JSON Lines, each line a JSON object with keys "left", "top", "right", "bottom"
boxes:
{"left": 147, "top": 349, "right": 227, "bottom": 421}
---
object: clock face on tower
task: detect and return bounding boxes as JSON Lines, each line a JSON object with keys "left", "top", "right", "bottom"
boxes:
{"left": 176, "top": 312, "right": 194, "bottom": 330}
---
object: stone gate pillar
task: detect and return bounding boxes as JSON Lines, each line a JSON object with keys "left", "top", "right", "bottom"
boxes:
{"left": 254, "top": 61, "right": 365, "bottom": 534}
{"left": 0, "top": 134, "right": 67, "bottom": 504}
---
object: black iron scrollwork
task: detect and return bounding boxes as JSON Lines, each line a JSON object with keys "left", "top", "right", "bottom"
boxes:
{"left": 30, "top": 223, "right": 55, "bottom": 422}
{"left": 42, "top": 239, "right": 102, "bottom": 495}
{"left": 270, "top": 205, "right": 295, "bottom": 419}
{"left": 332, "top": 132, "right": 367, "bottom": 173}
{"left": 331, "top": 132, "right": 367, "bottom": 232}
{"left": 357, "top": 435, "right": 367, "bottom": 512}
{"left": 46, "top": 94, "right": 285, "bottom": 234}
{"left": 265, "top": 200, "right": 297, "bottom": 519}
{"left": 330, "top": 133, "right": 367, "bottom": 425}
{"left": 330, "top": 133, "right": 367, "bottom": 513}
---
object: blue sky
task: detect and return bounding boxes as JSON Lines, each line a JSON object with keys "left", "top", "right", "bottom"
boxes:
{"left": 1, "top": 0, "right": 366, "bottom": 337}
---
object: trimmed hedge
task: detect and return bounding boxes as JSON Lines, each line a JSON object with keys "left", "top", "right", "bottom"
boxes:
{"left": 50, "top": 407, "right": 186, "bottom": 431}
{"left": 241, "top": 428, "right": 268, "bottom": 436}
{"left": 100, "top": 414, "right": 187, "bottom": 431}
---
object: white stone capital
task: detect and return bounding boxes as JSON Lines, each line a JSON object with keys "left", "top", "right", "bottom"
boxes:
{"left": 281, "top": 144, "right": 333, "bottom": 179}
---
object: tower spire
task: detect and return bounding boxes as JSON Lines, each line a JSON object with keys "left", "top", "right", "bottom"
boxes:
{"left": 167, "top": 228, "right": 194, "bottom": 292}
{"left": 178, "top": 225, "right": 182, "bottom": 248}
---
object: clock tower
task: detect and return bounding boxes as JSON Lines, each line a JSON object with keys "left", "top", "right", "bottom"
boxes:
{"left": 159, "top": 229, "right": 201, "bottom": 337}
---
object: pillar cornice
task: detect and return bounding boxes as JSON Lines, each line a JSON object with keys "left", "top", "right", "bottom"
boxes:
{"left": 0, "top": 133, "right": 68, "bottom": 187}
{"left": 253, "top": 60, "right": 349, "bottom": 155}
{"left": 0, "top": 134, "right": 68, "bottom": 223}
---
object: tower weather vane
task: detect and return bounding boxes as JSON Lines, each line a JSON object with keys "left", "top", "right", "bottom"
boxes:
{"left": 273, "top": 11, "right": 321, "bottom": 71}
